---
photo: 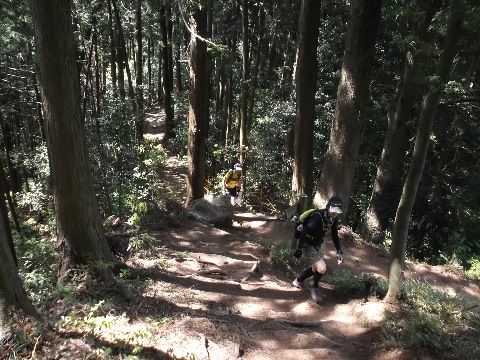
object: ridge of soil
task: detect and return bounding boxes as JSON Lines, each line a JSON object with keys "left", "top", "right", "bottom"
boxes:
{"left": 10, "top": 109, "right": 478, "bottom": 360}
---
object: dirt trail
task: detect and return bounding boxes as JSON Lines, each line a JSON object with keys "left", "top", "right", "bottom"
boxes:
{"left": 140, "top": 111, "right": 479, "bottom": 360}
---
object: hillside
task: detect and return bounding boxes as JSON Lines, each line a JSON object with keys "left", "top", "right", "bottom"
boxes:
{"left": 4, "top": 110, "right": 478, "bottom": 360}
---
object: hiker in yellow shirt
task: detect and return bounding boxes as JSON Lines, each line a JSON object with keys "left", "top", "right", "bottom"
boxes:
{"left": 223, "top": 163, "right": 243, "bottom": 206}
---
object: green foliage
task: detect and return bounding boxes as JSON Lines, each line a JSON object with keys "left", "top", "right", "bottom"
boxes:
{"left": 465, "top": 256, "right": 480, "bottom": 280}
{"left": 165, "top": 92, "right": 189, "bottom": 157}
{"left": 14, "top": 229, "right": 57, "bottom": 304}
{"left": 87, "top": 98, "right": 167, "bottom": 219}
{"left": 128, "top": 233, "right": 160, "bottom": 251}
{"left": 382, "top": 278, "right": 480, "bottom": 358}
{"left": 15, "top": 145, "right": 55, "bottom": 233}
{"left": 56, "top": 283, "right": 77, "bottom": 305}
{"left": 245, "top": 94, "right": 295, "bottom": 207}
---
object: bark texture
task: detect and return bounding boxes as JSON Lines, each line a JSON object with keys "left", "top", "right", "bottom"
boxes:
{"left": 361, "top": 1, "right": 438, "bottom": 243}
{"left": 31, "top": 0, "right": 116, "bottom": 281}
{"left": 385, "top": 0, "right": 464, "bottom": 302}
{"left": 185, "top": 3, "right": 208, "bottom": 205}
{"left": 315, "top": 0, "right": 382, "bottom": 213}
{"left": 291, "top": 0, "right": 322, "bottom": 205}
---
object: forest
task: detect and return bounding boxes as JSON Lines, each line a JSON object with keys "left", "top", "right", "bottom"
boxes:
{"left": 0, "top": 0, "right": 479, "bottom": 358}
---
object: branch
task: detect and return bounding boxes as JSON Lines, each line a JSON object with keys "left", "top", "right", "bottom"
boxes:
{"left": 453, "top": 304, "right": 478, "bottom": 314}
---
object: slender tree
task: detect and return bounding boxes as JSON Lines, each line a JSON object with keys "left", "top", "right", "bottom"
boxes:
{"left": 111, "top": 0, "right": 137, "bottom": 112}
{"left": 360, "top": 1, "right": 439, "bottom": 244}
{"left": 135, "top": 0, "right": 144, "bottom": 142}
{"left": 107, "top": 0, "right": 118, "bottom": 95}
{"left": 160, "top": 1, "right": 175, "bottom": 139}
{"left": 238, "top": 0, "right": 249, "bottom": 164}
{"left": 291, "top": 0, "right": 322, "bottom": 205}
{"left": 385, "top": 0, "right": 465, "bottom": 302}
{"left": 315, "top": 0, "right": 382, "bottom": 213}
{"left": 31, "top": 0, "right": 116, "bottom": 282}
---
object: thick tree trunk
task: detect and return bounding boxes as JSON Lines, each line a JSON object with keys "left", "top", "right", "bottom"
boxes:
{"left": 315, "top": 0, "right": 382, "bottom": 213}
{"left": 385, "top": 0, "right": 464, "bottom": 302}
{"left": 31, "top": 0, "right": 116, "bottom": 283}
{"left": 361, "top": 2, "right": 437, "bottom": 243}
{"left": 185, "top": 2, "right": 208, "bottom": 205}
{"left": 291, "top": 0, "right": 321, "bottom": 205}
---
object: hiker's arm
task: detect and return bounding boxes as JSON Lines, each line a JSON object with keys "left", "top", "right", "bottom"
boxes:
{"left": 223, "top": 172, "right": 229, "bottom": 188}
{"left": 298, "top": 225, "right": 310, "bottom": 249}
{"left": 331, "top": 223, "right": 342, "bottom": 253}
{"left": 331, "top": 220, "right": 343, "bottom": 263}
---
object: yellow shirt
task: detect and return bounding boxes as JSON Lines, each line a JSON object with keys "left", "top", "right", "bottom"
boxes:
{"left": 223, "top": 170, "right": 242, "bottom": 189}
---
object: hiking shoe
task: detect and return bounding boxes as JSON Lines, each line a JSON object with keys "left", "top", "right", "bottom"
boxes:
{"left": 310, "top": 287, "right": 323, "bottom": 302}
{"left": 292, "top": 278, "right": 309, "bottom": 291}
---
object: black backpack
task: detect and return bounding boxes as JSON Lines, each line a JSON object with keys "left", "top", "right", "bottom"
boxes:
{"left": 293, "top": 209, "right": 318, "bottom": 239}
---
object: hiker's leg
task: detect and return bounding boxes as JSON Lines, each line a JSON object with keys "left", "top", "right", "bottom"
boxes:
{"left": 311, "top": 244, "right": 326, "bottom": 288}
{"left": 312, "top": 259, "right": 326, "bottom": 274}
{"left": 226, "top": 187, "right": 236, "bottom": 206}
{"left": 296, "top": 267, "right": 314, "bottom": 282}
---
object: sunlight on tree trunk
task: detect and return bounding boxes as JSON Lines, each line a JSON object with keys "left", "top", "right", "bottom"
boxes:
{"left": 291, "top": 0, "right": 321, "bottom": 205}
{"left": 315, "top": 0, "right": 382, "bottom": 214}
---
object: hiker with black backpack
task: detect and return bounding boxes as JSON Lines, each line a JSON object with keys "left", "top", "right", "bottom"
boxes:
{"left": 291, "top": 195, "right": 344, "bottom": 302}
{"left": 223, "top": 163, "right": 243, "bottom": 207}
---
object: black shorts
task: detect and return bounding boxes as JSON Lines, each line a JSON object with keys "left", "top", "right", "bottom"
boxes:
{"left": 226, "top": 187, "right": 238, "bottom": 197}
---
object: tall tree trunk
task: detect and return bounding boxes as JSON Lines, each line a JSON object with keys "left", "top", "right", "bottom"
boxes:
{"left": 166, "top": 1, "right": 174, "bottom": 91}
{"left": 0, "top": 112, "right": 21, "bottom": 193}
{"left": 81, "top": 22, "right": 95, "bottom": 123}
{"left": 157, "top": 32, "right": 163, "bottom": 104}
{"left": 135, "top": 0, "right": 144, "bottom": 142}
{"left": 27, "top": 42, "right": 47, "bottom": 142}
{"left": 315, "top": 0, "right": 382, "bottom": 213}
{"left": 185, "top": 2, "right": 208, "bottom": 205}
{"left": 31, "top": 0, "right": 116, "bottom": 283}
{"left": 385, "top": 0, "right": 464, "bottom": 302}
{"left": 107, "top": 0, "right": 117, "bottom": 95}
{"left": 112, "top": 0, "right": 137, "bottom": 111}
{"left": 147, "top": 36, "right": 152, "bottom": 105}
{"left": 291, "top": 0, "right": 321, "bottom": 205}
{"left": 160, "top": 3, "right": 174, "bottom": 139}
{"left": 246, "top": 7, "right": 265, "bottom": 134}
{"left": 175, "top": 31, "right": 183, "bottom": 92}
{"left": 117, "top": 30, "right": 126, "bottom": 99}
{"left": 0, "top": 166, "right": 18, "bottom": 265}
{"left": 360, "top": 1, "right": 437, "bottom": 244}
{"left": 0, "top": 165, "right": 20, "bottom": 233}
{"left": 0, "top": 197, "right": 40, "bottom": 328}
{"left": 238, "top": 0, "right": 249, "bottom": 164}
{"left": 94, "top": 28, "right": 101, "bottom": 117}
